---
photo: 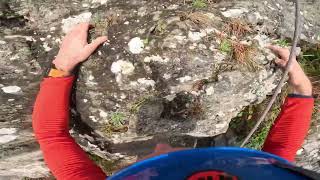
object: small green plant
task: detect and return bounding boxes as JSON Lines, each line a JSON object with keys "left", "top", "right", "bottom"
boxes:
{"left": 300, "top": 48, "right": 320, "bottom": 76}
{"left": 143, "top": 38, "right": 150, "bottom": 46}
{"left": 274, "top": 39, "right": 290, "bottom": 47}
{"left": 219, "top": 39, "right": 232, "bottom": 54}
{"left": 192, "top": 0, "right": 207, "bottom": 8}
{"left": 155, "top": 20, "right": 167, "bottom": 35}
{"left": 110, "top": 112, "right": 125, "bottom": 127}
{"left": 245, "top": 119, "right": 273, "bottom": 150}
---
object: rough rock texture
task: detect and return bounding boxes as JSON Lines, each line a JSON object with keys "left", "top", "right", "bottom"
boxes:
{"left": 296, "top": 109, "right": 320, "bottom": 172}
{"left": 0, "top": 0, "right": 319, "bottom": 179}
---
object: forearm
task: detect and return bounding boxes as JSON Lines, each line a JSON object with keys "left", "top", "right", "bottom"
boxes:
{"left": 32, "top": 77, "right": 106, "bottom": 180}
{"left": 262, "top": 95, "right": 314, "bottom": 162}
{"left": 32, "top": 77, "right": 74, "bottom": 138}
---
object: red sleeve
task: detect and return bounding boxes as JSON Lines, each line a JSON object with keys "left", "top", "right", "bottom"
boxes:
{"left": 32, "top": 76, "right": 106, "bottom": 180}
{"left": 262, "top": 95, "right": 314, "bottom": 162}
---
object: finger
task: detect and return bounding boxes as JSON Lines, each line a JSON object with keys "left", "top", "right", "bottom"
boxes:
{"left": 82, "top": 36, "right": 108, "bottom": 58}
{"left": 267, "top": 45, "right": 282, "bottom": 54}
{"left": 274, "top": 58, "right": 286, "bottom": 67}
{"left": 268, "top": 45, "right": 290, "bottom": 59}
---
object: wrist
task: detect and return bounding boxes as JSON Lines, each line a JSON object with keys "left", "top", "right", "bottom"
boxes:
{"left": 52, "top": 58, "right": 74, "bottom": 75}
{"left": 48, "top": 61, "right": 73, "bottom": 77}
{"left": 287, "top": 62, "right": 312, "bottom": 96}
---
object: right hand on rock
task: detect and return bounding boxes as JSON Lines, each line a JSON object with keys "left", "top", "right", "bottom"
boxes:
{"left": 268, "top": 45, "right": 312, "bottom": 96}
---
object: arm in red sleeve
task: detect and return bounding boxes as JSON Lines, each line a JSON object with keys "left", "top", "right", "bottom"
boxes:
{"left": 32, "top": 76, "right": 106, "bottom": 180}
{"left": 262, "top": 95, "right": 314, "bottom": 162}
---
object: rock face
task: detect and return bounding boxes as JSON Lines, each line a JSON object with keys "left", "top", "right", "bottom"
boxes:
{"left": 0, "top": 0, "right": 319, "bottom": 179}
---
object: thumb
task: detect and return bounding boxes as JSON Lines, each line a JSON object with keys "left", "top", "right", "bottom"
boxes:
{"left": 82, "top": 36, "right": 108, "bottom": 58}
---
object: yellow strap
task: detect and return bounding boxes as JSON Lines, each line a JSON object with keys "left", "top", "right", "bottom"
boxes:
{"left": 48, "top": 68, "right": 68, "bottom": 77}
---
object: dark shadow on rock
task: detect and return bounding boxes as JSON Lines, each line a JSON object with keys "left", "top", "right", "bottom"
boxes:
{"left": 0, "top": 1, "right": 27, "bottom": 28}
{"left": 109, "top": 131, "right": 236, "bottom": 159}
{"left": 70, "top": 67, "right": 112, "bottom": 152}
{"left": 135, "top": 93, "right": 198, "bottom": 136}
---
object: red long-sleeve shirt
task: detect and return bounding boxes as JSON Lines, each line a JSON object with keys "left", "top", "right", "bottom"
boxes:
{"left": 32, "top": 76, "right": 314, "bottom": 180}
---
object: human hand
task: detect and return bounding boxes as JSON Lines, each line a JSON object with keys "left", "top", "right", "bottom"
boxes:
{"left": 52, "top": 23, "right": 108, "bottom": 75}
{"left": 268, "top": 45, "right": 312, "bottom": 96}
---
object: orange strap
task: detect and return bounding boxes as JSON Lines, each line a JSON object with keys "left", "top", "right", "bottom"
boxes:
{"left": 48, "top": 68, "right": 69, "bottom": 78}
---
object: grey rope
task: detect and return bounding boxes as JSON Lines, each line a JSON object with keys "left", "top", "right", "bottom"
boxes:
{"left": 240, "top": 0, "right": 302, "bottom": 147}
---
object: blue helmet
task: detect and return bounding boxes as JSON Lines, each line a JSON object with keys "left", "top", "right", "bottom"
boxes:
{"left": 109, "top": 147, "right": 319, "bottom": 180}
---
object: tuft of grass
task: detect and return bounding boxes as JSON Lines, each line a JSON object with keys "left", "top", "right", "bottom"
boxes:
{"left": 300, "top": 46, "right": 320, "bottom": 100}
{"left": 103, "top": 112, "right": 128, "bottom": 136}
{"left": 130, "top": 96, "right": 153, "bottom": 114}
{"left": 192, "top": 0, "right": 207, "bottom": 8}
{"left": 274, "top": 39, "right": 290, "bottom": 47}
{"left": 153, "top": 20, "right": 167, "bottom": 35}
{"left": 300, "top": 48, "right": 320, "bottom": 76}
{"left": 110, "top": 112, "right": 125, "bottom": 127}
{"left": 219, "top": 39, "right": 232, "bottom": 54}
{"left": 231, "top": 41, "right": 260, "bottom": 71}
{"left": 225, "top": 19, "right": 252, "bottom": 37}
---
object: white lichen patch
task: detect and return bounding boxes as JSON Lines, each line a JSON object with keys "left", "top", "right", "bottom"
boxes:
{"left": 137, "top": 78, "right": 155, "bottom": 87}
{"left": 163, "top": 73, "right": 171, "bottom": 80}
{"left": 42, "top": 42, "right": 52, "bottom": 52}
{"left": 130, "top": 78, "right": 156, "bottom": 91}
{"left": 173, "top": 35, "right": 187, "bottom": 44}
{"left": 91, "top": 0, "right": 108, "bottom": 4}
{"left": 177, "top": 76, "right": 192, "bottom": 83}
{"left": 144, "top": 55, "right": 169, "bottom": 63}
{"left": 0, "top": 128, "right": 18, "bottom": 144}
{"left": 61, "top": 12, "right": 92, "bottom": 34}
{"left": 128, "top": 37, "right": 144, "bottom": 54}
{"left": 1, "top": 86, "right": 21, "bottom": 94}
{"left": 0, "top": 128, "right": 17, "bottom": 135}
{"left": 89, "top": 116, "right": 98, "bottom": 122}
{"left": 0, "top": 135, "right": 18, "bottom": 144}
{"left": 188, "top": 31, "right": 204, "bottom": 42}
{"left": 99, "top": 110, "right": 108, "bottom": 118}
{"left": 206, "top": 86, "right": 215, "bottom": 95}
{"left": 88, "top": 75, "right": 95, "bottom": 81}
{"left": 111, "top": 60, "right": 135, "bottom": 75}
{"left": 221, "top": 8, "right": 249, "bottom": 18}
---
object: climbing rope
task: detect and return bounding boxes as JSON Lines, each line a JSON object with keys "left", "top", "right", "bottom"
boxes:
{"left": 240, "top": 0, "right": 302, "bottom": 147}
